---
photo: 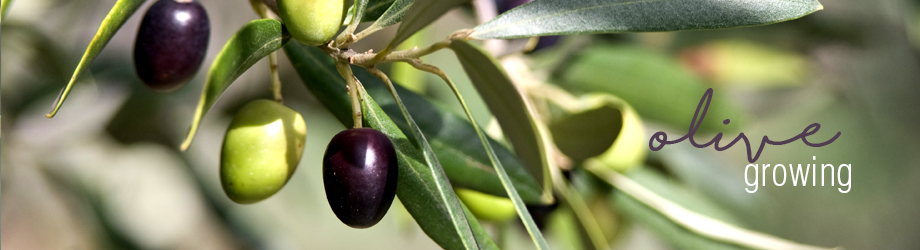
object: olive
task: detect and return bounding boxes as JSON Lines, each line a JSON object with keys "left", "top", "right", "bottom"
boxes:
{"left": 323, "top": 128, "right": 398, "bottom": 228}
{"left": 456, "top": 188, "right": 517, "bottom": 222}
{"left": 221, "top": 100, "right": 307, "bottom": 204}
{"left": 134, "top": 0, "right": 210, "bottom": 92}
{"left": 277, "top": 0, "right": 344, "bottom": 46}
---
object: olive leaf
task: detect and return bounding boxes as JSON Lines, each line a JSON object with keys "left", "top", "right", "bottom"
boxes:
{"left": 46, "top": 0, "right": 147, "bottom": 118}
{"left": 283, "top": 42, "right": 505, "bottom": 250}
{"left": 366, "top": 0, "right": 412, "bottom": 29}
{"left": 356, "top": 82, "right": 481, "bottom": 250}
{"left": 361, "top": 0, "right": 397, "bottom": 23}
{"left": 284, "top": 42, "right": 543, "bottom": 203}
{"left": 450, "top": 40, "right": 547, "bottom": 193}
{"left": 587, "top": 165, "right": 836, "bottom": 250}
{"left": 385, "top": 0, "right": 466, "bottom": 51}
{"left": 556, "top": 45, "right": 744, "bottom": 133}
{"left": 471, "top": 0, "right": 823, "bottom": 39}
{"left": 1, "top": 0, "right": 13, "bottom": 21}
{"left": 180, "top": 19, "right": 291, "bottom": 151}
{"left": 450, "top": 40, "right": 550, "bottom": 250}
{"left": 343, "top": 0, "right": 368, "bottom": 28}
{"left": 365, "top": 79, "right": 544, "bottom": 203}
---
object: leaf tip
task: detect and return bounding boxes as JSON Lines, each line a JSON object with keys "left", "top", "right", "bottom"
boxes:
{"left": 180, "top": 127, "right": 197, "bottom": 152}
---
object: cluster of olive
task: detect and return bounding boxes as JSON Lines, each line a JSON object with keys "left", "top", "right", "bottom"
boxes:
{"left": 132, "top": 0, "right": 397, "bottom": 229}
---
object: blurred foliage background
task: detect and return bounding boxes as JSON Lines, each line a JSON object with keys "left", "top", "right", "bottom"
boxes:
{"left": 3, "top": 0, "right": 920, "bottom": 249}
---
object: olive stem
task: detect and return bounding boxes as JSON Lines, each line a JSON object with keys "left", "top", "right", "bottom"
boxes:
{"left": 257, "top": 0, "right": 279, "bottom": 16}
{"left": 335, "top": 62, "right": 363, "bottom": 128}
{"left": 269, "top": 52, "right": 283, "bottom": 103}
{"left": 350, "top": 24, "right": 383, "bottom": 46}
{"left": 251, "top": 0, "right": 284, "bottom": 103}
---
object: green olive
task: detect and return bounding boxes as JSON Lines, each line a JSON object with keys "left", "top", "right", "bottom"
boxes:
{"left": 456, "top": 188, "right": 517, "bottom": 222}
{"left": 221, "top": 100, "right": 307, "bottom": 204}
{"left": 277, "top": 0, "right": 345, "bottom": 46}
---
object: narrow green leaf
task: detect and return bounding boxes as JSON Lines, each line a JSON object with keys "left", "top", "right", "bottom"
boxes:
{"left": 385, "top": 0, "right": 466, "bottom": 50}
{"left": 283, "top": 42, "right": 496, "bottom": 250}
{"left": 45, "top": 0, "right": 146, "bottom": 118}
{"left": 450, "top": 40, "right": 546, "bottom": 194}
{"left": 367, "top": 0, "right": 412, "bottom": 29}
{"left": 450, "top": 40, "right": 550, "bottom": 250}
{"left": 179, "top": 19, "right": 290, "bottom": 150}
{"left": 556, "top": 44, "right": 744, "bottom": 133}
{"left": 611, "top": 169, "right": 747, "bottom": 250}
{"left": 361, "top": 0, "right": 397, "bottom": 23}
{"left": 357, "top": 82, "right": 481, "bottom": 250}
{"left": 462, "top": 202, "right": 501, "bottom": 250}
{"left": 347, "top": 0, "right": 369, "bottom": 27}
{"left": 471, "top": 0, "right": 823, "bottom": 39}
{"left": 587, "top": 164, "right": 836, "bottom": 250}
{"left": 1, "top": 0, "right": 13, "bottom": 21}
{"left": 366, "top": 80, "right": 544, "bottom": 203}
{"left": 284, "top": 42, "right": 543, "bottom": 203}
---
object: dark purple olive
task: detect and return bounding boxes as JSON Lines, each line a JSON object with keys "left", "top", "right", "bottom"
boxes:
{"left": 323, "top": 128, "right": 399, "bottom": 228}
{"left": 134, "top": 0, "right": 210, "bottom": 92}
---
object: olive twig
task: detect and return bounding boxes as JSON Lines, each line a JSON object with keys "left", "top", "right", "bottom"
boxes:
{"left": 350, "top": 25, "right": 384, "bottom": 46}
{"left": 335, "top": 62, "right": 363, "bottom": 128}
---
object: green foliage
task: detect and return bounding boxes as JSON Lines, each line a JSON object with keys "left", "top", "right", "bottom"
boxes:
{"left": 471, "top": 0, "right": 823, "bottom": 39}
{"left": 557, "top": 45, "right": 744, "bottom": 132}
{"left": 181, "top": 19, "right": 291, "bottom": 150}
{"left": 366, "top": 0, "right": 413, "bottom": 29}
{"left": 284, "top": 42, "right": 488, "bottom": 250}
{"left": 25, "top": 0, "right": 838, "bottom": 249}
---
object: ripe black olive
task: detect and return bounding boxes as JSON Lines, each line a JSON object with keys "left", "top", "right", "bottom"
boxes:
{"left": 134, "top": 0, "right": 210, "bottom": 92}
{"left": 323, "top": 128, "right": 399, "bottom": 228}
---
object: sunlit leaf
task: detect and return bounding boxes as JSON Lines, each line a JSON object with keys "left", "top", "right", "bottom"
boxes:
{"left": 180, "top": 19, "right": 290, "bottom": 150}
{"left": 46, "top": 0, "right": 147, "bottom": 118}
{"left": 1, "top": 0, "right": 13, "bottom": 21}
{"left": 588, "top": 165, "right": 835, "bottom": 250}
{"left": 471, "top": 0, "right": 823, "bottom": 39}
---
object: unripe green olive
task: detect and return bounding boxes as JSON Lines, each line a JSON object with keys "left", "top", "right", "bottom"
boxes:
{"left": 221, "top": 100, "right": 307, "bottom": 204}
{"left": 456, "top": 188, "right": 517, "bottom": 222}
{"left": 277, "top": 0, "right": 345, "bottom": 46}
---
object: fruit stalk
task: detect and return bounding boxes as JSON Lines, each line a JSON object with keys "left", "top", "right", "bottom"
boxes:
{"left": 335, "top": 62, "right": 363, "bottom": 128}
{"left": 250, "top": 0, "right": 284, "bottom": 103}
